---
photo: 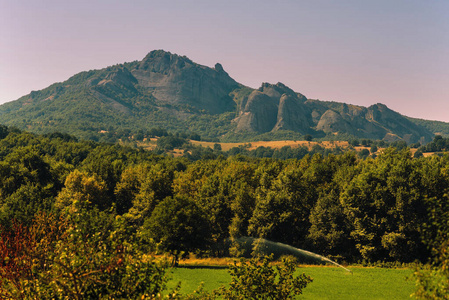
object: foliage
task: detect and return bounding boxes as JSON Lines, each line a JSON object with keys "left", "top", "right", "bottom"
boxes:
{"left": 219, "top": 255, "right": 312, "bottom": 300}
{"left": 419, "top": 135, "right": 449, "bottom": 153}
{"left": 1, "top": 124, "right": 449, "bottom": 294}
{"left": 55, "top": 169, "right": 108, "bottom": 211}
{"left": 157, "top": 135, "right": 188, "bottom": 151}
{"left": 143, "top": 196, "right": 211, "bottom": 263}
{"left": 413, "top": 264, "right": 449, "bottom": 299}
{"left": 412, "top": 175, "right": 449, "bottom": 299}
{"left": 408, "top": 117, "right": 449, "bottom": 137}
{"left": 0, "top": 212, "right": 170, "bottom": 299}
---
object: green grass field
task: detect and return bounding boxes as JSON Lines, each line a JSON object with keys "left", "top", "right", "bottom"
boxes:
{"left": 167, "top": 266, "right": 415, "bottom": 299}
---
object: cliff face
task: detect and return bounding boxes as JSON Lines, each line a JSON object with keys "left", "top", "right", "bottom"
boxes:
{"left": 132, "top": 50, "right": 238, "bottom": 114}
{"left": 235, "top": 83, "right": 312, "bottom": 134}
{"left": 273, "top": 94, "right": 313, "bottom": 132}
{"left": 306, "top": 101, "right": 432, "bottom": 143}
{"left": 236, "top": 91, "right": 278, "bottom": 132}
{"left": 233, "top": 81, "right": 432, "bottom": 143}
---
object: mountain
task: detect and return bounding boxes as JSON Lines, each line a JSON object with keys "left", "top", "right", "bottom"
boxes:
{"left": 0, "top": 50, "right": 438, "bottom": 143}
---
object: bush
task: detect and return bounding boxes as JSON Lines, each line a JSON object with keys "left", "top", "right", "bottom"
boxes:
{"left": 157, "top": 135, "right": 187, "bottom": 150}
{"left": 220, "top": 255, "right": 312, "bottom": 300}
{"left": 0, "top": 212, "right": 170, "bottom": 299}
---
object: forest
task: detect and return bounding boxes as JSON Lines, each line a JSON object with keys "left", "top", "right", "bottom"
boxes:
{"left": 0, "top": 124, "right": 448, "bottom": 298}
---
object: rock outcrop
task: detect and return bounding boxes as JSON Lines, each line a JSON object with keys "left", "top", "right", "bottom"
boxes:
{"left": 235, "top": 82, "right": 312, "bottom": 134}
{"left": 316, "top": 109, "right": 356, "bottom": 135}
{"left": 132, "top": 50, "right": 238, "bottom": 114}
{"left": 273, "top": 94, "right": 312, "bottom": 132}
{"left": 233, "top": 81, "right": 432, "bottom": 143}
{"left": 236, "top": 91, "right": 278, "bottom": 132}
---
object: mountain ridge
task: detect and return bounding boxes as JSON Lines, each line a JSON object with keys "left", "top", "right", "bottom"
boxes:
{"left": 0, "top": 50, "right": 442, "bottom": 143}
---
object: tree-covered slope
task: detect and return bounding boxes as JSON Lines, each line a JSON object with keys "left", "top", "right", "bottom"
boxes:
{"left": 407, "top": 116, "right": 449, "bottom": 137}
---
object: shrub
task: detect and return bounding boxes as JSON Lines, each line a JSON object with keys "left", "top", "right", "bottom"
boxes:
{"left": 220, "top": 255, "right": 312, "bottom": 300}
{"left": 0, "top": 212, "right": 170, "bottom": 299}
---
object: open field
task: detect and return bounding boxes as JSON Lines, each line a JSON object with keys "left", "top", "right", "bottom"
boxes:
{"left": 191, "top": 140, "right": 351, "bottom": 151}
{"left": 134, "top": 138, "right": 436, "bottom": 157}
{"left": 167, "top": 266, "right": 415, "bottom": 299}
{"left": 136, "top": 138, "right": 355, "bottom": 152}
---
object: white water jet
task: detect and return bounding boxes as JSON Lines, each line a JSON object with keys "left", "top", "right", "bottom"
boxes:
{"left": 234, "top": 237, "right": 352, "bottom": 273}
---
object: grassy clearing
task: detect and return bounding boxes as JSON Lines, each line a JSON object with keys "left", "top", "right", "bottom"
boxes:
{"left": 135, "top": 138, "right": 354, "bottom": 152}
{"left": 191, "top": 140, "right": 351, "bottom": 151}
{"left": 166, "top": 266, "right": 415, "bottom": 299}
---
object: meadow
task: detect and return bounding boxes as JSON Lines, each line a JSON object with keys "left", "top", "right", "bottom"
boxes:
{"left": 167, "top": 266, "right": 415, "bottom": 299}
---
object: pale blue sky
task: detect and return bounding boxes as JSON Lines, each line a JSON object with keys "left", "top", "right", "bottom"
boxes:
{"left": 1, "top": 0, "right": 448, "bottom": 121}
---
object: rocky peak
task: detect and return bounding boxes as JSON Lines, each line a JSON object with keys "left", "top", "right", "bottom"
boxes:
{"left": 137, "top": 50, "right": 194, "bottom": 73}
{"left": 214, "top": 63, "right": 224, "bottom": 72}
{"left": 258, "top": 82, "right": 297, "bottom": 99}
{"left": 104, "top": 66, "right": 138, "bottom": 87}
{"left": 131, "top": 50, "right": 238, "bottom": 114}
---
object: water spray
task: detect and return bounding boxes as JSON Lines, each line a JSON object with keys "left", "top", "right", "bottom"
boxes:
{"left": 233, "top": 237, "right": 352, "bottom": 273}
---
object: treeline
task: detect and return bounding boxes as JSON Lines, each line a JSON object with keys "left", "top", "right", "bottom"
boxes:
{"left": 417, "top": 135, "right": 449, "bottom": 153}
{"left": 155, "top": 133, "right": 414, "bottom": 161}
{"left": 0, "top": 125, "right": 447, "bottom": 267}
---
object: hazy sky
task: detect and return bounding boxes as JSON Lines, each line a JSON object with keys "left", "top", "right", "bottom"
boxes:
{"left": 1, "top": 0, "right": 448, "bottom": 121}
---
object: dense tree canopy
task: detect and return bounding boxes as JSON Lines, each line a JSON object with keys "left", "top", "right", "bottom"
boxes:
{"left": 0, "top": 125, "right": 448, "bottom": 298}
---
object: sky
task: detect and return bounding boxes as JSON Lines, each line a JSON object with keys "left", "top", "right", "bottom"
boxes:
{"left": 1, "top": 0, "right": 448, "bottom": 122}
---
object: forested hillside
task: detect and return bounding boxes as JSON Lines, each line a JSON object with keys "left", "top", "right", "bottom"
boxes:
{"left": 408, "top": 116, "right": 449, "bottom": 137}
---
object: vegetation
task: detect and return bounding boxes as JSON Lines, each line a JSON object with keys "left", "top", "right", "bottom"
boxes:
{"left": 169, "top": 266, "right": 415, "bottom": 300}
{"left": 221, "top": 256, "right": 312, "bottom": 299}
{"left": 418, "top": 134, "right": 449, "bottom": 153}
{"left": 0, "top": 211, "right": 169, "bottom": 299}
{"left": 408, "top": 117, "right": 449, "bottom": 137}
{"left": 0, "top": 125, "right": 448, "bottom": 297}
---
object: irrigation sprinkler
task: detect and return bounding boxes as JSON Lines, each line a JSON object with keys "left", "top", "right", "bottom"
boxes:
{"left": 233, "top": 237, "right": 352, "bottom": 273}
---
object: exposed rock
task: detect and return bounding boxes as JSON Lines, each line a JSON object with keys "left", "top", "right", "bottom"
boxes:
{"left": 366, "top": 103, "right": 431, "bottom": 143}
{"left": 132, "top": 50, "right": 238, "bottom": 114}
{"left": 304, "top": 99, "right": 433, "bottom": 143}
{"left": 235, "top": 82, "right": 311, "bottom": 133}
{"left": 103, "top": 66, "right": 138, "bottom": 89}
{"left": 214, "top": 63, "right": 224, "bottom": 72}
{"left": 273, "top": 94, "right": 312, "bottom": 133}
{"left": 236, "top": 91, "right": 278, "bottom": 132}
{"left": 317, "top": 110, "right": 355, "bottom": 134}
{"left": 258, "top": 82, "right": 299, "bottom": 99}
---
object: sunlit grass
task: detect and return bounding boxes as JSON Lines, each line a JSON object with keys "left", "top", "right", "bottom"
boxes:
{"left": 167, "top": 266, "right": 415, "bottom": 299}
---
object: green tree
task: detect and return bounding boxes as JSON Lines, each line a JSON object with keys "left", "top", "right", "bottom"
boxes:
{"left": 142, "top": 196, "right": 211, "bottom": 264}
{"left": 156, "top": 135, "right": 187, "bottom": 150}
{"left": 115, "top": 162, "right": 175, "bottom": 217}
{"left": 55, "top": 169, "right": 108, "bottom": 211}
{"left": 340, "top": 148, "right": 427, "bottom": 262}
{"left": 308, "top": 187, "right": 355, "bottom": 259}
{"left": 413, "top": 159, "right": 449, "bottom": 298}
